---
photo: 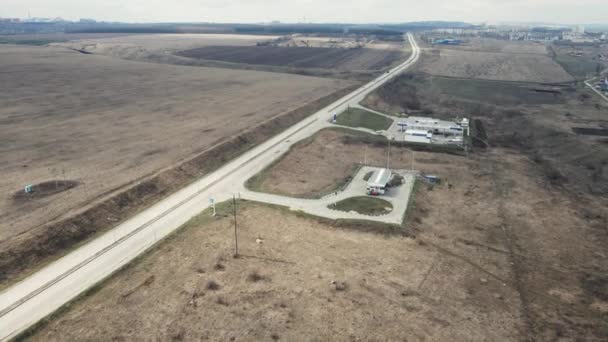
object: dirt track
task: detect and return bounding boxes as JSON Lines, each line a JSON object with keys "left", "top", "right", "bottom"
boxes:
{"left": 0, "top": 44, "right": 354, "bottom": 270}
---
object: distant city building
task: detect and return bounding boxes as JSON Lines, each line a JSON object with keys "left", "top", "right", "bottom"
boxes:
{"left": 0, "top": 18, "right": 21, "bottom": 23}
{"left": 576, "top": 25, "right": 585, "bottom": 34}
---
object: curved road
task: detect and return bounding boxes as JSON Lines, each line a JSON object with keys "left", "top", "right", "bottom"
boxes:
{"left": 0, "top": 33, "right": 420, "bottom": 341}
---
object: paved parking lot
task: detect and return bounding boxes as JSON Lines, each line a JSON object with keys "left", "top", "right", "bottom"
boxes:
{"left": 240, "top": 166, "right": 416, "bottom": 225}
{"left": 348, "top": 105, "right": 465, "bottom": 146}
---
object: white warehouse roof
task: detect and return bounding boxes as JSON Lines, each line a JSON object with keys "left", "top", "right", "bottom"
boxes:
{"left": 405, "top": 129, "right": 431, "bottom": 136}
{"left": 367, "top": 168, "right": 392, "bottom": 188}
{"left": 401, "top": 116, "right": 462, "bottom": 132}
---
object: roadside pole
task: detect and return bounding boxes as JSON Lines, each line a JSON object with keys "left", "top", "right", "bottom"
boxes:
{"left": 387, "top": 139, "right": 391, "bottom": 169}
{"left": 209, "top": 198, "right": 216, "bottom": 216}
{"left": 233, "top": 195, "right": 238, "bottom": 258}
{"left": 411, "top": 150, "right": 415, "bottom": 171}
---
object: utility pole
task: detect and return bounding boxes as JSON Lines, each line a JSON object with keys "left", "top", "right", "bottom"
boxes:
{"left": 233, "top": 195, "right": 238, "bottom": 258}
{"left": 209, "top": 198, "right": 216, "bottom": 216}
{"left": 411, "top": 150, "right": 415, "bottom": 171}
{"left": 386, "top": 139, "right": 391, "bottom": 169}
{"left": 363, "top": 145, "right": 367, "bottom": 166}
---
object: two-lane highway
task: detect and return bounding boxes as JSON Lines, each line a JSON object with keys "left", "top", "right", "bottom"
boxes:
{"left": 0, "top": 33, "right": 420, "bottom": 341}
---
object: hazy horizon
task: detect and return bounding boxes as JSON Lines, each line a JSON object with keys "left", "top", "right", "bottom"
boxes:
{"left": 2, "top": 0, "right": 607, "bottom": 26}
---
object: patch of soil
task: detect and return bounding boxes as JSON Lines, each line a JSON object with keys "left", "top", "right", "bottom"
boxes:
{"left": 572, "top": 127, "right": 608, "bottom": 136}
{"left": 12, "top": 180, "right": 79, "bottom": 204}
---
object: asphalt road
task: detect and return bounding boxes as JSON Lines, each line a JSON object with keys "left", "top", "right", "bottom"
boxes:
{"left": 0, "top": 33, "right": 420, "bottom": 340}
{"left": 585, "top": 79, "right": 608, "bottom": 103}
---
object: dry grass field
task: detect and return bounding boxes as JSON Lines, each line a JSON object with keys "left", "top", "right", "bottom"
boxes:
{"left": 28, "top": 196, "right": 522, "bottom": 341}
{"left": 428, "top": 37, "right": 549, "bottom": 55}
{"left": 0, "top": 33, "right": 143, "bottom": 46}
{"left": 27, "top": 125, "right": 608, "bottom": 340}
{"left": 273, "top": 36, "right": 406, "bottom": 51}
{"left": 358, "top": 53, "right": 608, "bottom": 339}
{"left": 16, "top": 35, "right": 608, "bottom": 338}
{"left": 364, "top": 70, "right": 608, "bottom": 194}
{"left": 416, "top": 37, "right": 574, "bottom": 83}
{"left": 418, "top": 48, "right": 574, "bottom": 83}
{"left": 551, "top": 42, "right": 608, "bottom": 80}
{"left": 0, "top": 44, "right": 354, "bottom": 251}
{"left": 51, "top": 34, "right": 409, "bottom": 81}
{"left": 250, "top": 128, "right": 431, "bottom": 198}
{"left": 176, "top": 46, "right": 404, "bottom": 71}
{"left": 52, "top": 33, "right": 279, "bottom": 57}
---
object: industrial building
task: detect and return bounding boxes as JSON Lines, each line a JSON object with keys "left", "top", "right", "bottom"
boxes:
{"left": 391, "top": 116, "right": 468, "bottom": 146}
{"left": 366, "top": 168, "right": 392, "bottom": 196}
{"left": 402, "top": 116, "right": 464, "bottom": 134}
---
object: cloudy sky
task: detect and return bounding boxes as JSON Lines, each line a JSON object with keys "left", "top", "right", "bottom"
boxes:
{"left": 2, "top": 0, "right": 606, "bottom": 24}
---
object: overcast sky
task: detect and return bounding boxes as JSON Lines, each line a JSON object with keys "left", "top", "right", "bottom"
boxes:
{"left": 2, "top": 0, "right": 606, "bottom": 25}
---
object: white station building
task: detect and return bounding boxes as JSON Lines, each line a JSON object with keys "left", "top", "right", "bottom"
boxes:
{"left": 366, "top": 168, "right": 392, "bottom": 196}
{"left": 394, "top": 117, "right": 469, "bottom": 145}
{"left": 398, "top": 116, "right": 465, "bottom": 135}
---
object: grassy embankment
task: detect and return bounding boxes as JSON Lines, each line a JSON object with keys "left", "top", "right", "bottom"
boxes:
{"left": 329, "top": 196, "right": 393, "bottom": 216}
{"left": 335, "top": 108, "right": 393, "bottom": 131}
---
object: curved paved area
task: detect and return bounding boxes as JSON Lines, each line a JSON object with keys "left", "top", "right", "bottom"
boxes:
{"left": 240, "top": 166, "right": 417, "bottom": 225}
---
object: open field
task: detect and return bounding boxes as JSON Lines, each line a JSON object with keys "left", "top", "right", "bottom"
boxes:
{"left": 418, "top": 49, "right": 574, "bottom": 83}
{"left": 51, "top": 34, "right": 410, "bottom": 80}
{"left": 177, "top": 45, "right": 404, "bottom": 71}
{"left": 554, "top": 53, "right": 601, "bottom": 80}
{"left": 26, "top": 199, "right": 522, "bottom": 341}
{"left": 429, "top": 77, "right": 567, "bottom": 105}
{"left": 550, "top": 43, "right": 607, "bottom": 80}
{"left": 0, "top": 33, "right": 139, "bottom": 46}
{"left": 0, "top": 44, "right": 355, "bottom": 283}
{"left": 52, "top": 33, "right": 279, "bottom": 54}
{"left": 417, "top": 38, "right": 573, "bottom": 83}
{"left": 269, "top": 36, "right": 406, "bottom": 51}
{"left": 245, "top": 128, "right": 462, "bottom": 199}
{"left": 11, "top": 33, "right": 608, "bottom": 341}
{"left": 424, "top": 37, "right": 549, "bottom": 55}
{"left": 364, "top": 71, "right": 608, "bottom": 195}
{"left": 26, "top": 125, "right": 608, "bottom": 340}
{"left": 365, "top": 73, "right": 568, "bottom": 114}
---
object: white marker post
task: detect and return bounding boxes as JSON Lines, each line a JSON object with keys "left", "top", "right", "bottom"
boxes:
{"left": 209, "top": 198, "right": 216, "bottom": 217}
